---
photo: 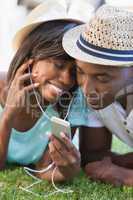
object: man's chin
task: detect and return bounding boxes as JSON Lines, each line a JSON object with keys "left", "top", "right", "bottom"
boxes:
{"left": 87, "top": 102, "right": 105, "bottom": 110}
{"left": 91, "top": 106, "right": 104, "bottom": 110}
{"left": 87, "top": 102, "right": 113, "bottom": 111}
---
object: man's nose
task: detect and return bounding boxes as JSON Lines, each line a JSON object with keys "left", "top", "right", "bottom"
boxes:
{"left": 82, "top": 76, "right": 95, "bottom": 96}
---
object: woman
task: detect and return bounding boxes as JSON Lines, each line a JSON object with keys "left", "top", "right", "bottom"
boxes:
{"left": 0, "top": 0, "right": 91, "bottom": 182}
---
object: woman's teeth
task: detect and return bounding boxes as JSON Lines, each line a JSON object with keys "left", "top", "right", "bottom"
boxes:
{"left": 50, "top": 84, "right": 63, "bottom": 95}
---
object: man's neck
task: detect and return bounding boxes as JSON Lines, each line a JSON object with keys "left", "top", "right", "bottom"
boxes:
{"left": 116, "top": 84, "right": 133, "bottom": 113}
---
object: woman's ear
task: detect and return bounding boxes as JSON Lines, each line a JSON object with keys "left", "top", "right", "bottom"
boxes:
{"left": 28, "top": 64, "right": 33, "bottom": 73}
{"left": 29, "top": 59, "right": 38, "bottom": 73}
{"left": 30, "top": 60, "right": 39, "bottom": 74}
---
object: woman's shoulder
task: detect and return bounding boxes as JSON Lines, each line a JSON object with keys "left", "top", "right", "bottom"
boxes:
{"left": 0, "top": 71, "right": 7, "bottom": 106}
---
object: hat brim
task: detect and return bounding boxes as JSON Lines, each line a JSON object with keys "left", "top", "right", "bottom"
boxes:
{"left": 13, "top": 18, "right": 82, "bottom": 51}
{"left": 63, "top": 24, "right": 133, "bottom": 67}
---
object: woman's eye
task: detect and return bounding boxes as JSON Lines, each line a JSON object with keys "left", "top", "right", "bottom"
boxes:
{"left": 54, "top": 63, "right": 64, "bottom": 69}
{"left": 96, "top": 75, "right": 111, "bottom": 83}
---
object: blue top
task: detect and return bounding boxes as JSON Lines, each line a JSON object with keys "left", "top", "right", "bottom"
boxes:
{"left": 0, "top": 105, "right": 59, "bottom": 165}
{"left": 0, "top": 88, "right": 89, "bottom": 165}
{"left": 67, "top": 87, "right": 91, "bottom": 127}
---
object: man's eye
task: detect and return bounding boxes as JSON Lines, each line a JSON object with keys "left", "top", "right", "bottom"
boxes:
{"left": 77, "top": 68, "right": 84, "bottom": 75}
{"left": 96, "top": 75, "right": 111, "bottom": 83}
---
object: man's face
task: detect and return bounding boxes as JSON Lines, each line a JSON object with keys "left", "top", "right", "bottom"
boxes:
{"left": 76, "top": 60, "right": 133, "bottom": 109}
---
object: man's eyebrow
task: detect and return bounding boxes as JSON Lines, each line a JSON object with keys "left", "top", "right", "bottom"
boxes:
{"left": 95, "top": 73, "right": 111, "bottom": 76}
{"left": 76, "top": 63, "right": 115, "bottom": 76}
{"left": 76, "top": 65, "right": 84, "bottom": 72}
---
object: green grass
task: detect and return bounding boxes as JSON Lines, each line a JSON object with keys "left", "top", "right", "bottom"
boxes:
{"left": 0, "top": 137, "right": 132, "bottom": 200}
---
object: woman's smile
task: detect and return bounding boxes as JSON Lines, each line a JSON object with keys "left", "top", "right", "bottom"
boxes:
{"left": 46, "top": 81, "right": 64, "bottom": 96}
{"left": 38, "top": 80, "right": 70, "bottom": 103}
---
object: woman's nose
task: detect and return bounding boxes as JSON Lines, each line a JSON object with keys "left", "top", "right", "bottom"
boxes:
{"left": 59, "top": 70, "right": 74, "bottom": 87}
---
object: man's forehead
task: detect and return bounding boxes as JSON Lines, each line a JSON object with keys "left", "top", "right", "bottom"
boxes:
{"left": 76, "top": 60, "right": 132, "bottom": 74}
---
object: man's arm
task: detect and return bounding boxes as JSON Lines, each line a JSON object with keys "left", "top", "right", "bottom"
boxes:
{"left": 79, "top": 126, "right": 112, "bottom": 167}
{"left": 80, "top": 126, "right": 133, "bottom": 186}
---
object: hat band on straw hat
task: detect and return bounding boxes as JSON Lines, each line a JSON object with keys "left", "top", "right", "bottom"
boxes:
{"left": 63, "top": 23, "right": 78, "bottom": 32}
{"left": 76, "top": 35, "right": 133, "bottom": 61}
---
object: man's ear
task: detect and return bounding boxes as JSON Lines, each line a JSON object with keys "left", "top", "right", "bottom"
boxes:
{"left": 125, "top": 68, "right": 133, "bottom": 85}
{"left": 129, "top": 68, "right": 133, "bottom": 83}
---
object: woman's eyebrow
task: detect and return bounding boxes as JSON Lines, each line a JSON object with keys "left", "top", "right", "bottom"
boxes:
{"left": 53, "top": 59, "right": 67, "bottom": 65}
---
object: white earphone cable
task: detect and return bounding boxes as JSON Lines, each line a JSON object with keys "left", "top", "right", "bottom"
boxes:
{"left": 19, "top": 67, "right": 74, "bottom": 197}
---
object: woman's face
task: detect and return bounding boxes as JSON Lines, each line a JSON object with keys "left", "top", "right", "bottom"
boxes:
{"left": 31, "top": 58, "right": 76, "bottom": 103}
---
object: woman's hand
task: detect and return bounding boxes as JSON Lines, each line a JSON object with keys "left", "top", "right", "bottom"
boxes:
{"left": 48, "top": 132, "right": 81, "bottom": 180}
{"left": 0, "top": 60, "right": 39, "bottom": 169}
{"left": 3, "top": 59, "right": 39, "bottom": 122}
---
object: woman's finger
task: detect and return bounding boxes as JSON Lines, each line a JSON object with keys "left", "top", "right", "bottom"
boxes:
{"left": 59, "top": 132, "right": 79, "bottom": 157}
{"left": 48, "top": 142, "right": 67, "bottom": 166}
{"left": 50, "top": 134, "right": 79, "bottom": 159}
{"left": 17, "top": 73, "right": 31, "bottom": 85}
{"left": 23, "top": 82, "right": 40, "bottom": 92}
{"left": 17, "top": 73, "right": 37, "bottom": 85}
{"left": 60, "top": 132, "right": 74, "bottom": 149}
{"left": 49, "top": 142, "right": 74, "bottom": 167}
{"left": 50, "top": 135, "right": 68, "bottom": 153}
{"left": 15, "top": 59, "right": 33, "bottom": 77}
{"left": 49, "top": 137, "right": 78, "bottom": 165}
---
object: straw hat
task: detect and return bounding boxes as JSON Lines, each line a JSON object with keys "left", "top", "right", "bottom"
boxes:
{"left": 13, "top": 0, "right": 94, "bottom": 50}
{"left": 63, "top": 5, "right": 133, "bottom": 67}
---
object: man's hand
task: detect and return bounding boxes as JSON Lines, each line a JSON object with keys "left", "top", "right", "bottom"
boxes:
{"left": 84, "top": 157, "right": 133, "bottom": 186}
{"left": 48, "top": 132, "right": 81, "bottom": 180}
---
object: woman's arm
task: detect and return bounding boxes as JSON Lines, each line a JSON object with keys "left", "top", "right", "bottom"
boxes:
{"left": 0, "top": 109, "right": 13, "bottom": 169}
{"left": 0, "top": 72, "right": 12, "bottom": 169}
{"left": 0, "top": 60, "right": 40, "bottom": 169}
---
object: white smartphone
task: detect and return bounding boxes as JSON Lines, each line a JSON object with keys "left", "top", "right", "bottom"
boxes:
{"left": 51, "top": 116, "right": 71, "bottom": 139}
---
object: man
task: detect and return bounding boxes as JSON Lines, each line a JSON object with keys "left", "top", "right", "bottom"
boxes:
{"left": 63, "top": 5, "right": 133, "bottom": 186}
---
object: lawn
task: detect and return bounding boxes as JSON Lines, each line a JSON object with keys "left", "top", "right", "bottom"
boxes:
{"left": 0, "top": 136, "right": 132, "bottom": 200}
